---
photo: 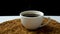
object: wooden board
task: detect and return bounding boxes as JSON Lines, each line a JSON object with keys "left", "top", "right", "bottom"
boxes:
{"left": 0, "top": 18, "right": 60, "bottom": 34}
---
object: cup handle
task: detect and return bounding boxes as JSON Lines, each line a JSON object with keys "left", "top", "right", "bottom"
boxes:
{"left": 40, "top": 17, "right": 51, "bottom": 27}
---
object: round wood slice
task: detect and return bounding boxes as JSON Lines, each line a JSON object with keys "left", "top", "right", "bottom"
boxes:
{"left": 0, "top": 18, "right": 60, "bottom": 34}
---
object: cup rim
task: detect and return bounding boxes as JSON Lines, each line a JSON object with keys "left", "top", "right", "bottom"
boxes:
{"left": 20, "top": 10, "right": 44, "bottom": 18}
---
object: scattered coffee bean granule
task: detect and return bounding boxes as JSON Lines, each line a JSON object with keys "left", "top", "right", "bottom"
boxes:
{"left": 0, "top": 18, "right": 60, "bottom": 34}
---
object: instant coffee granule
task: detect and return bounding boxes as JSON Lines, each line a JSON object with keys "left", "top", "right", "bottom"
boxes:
{"left": 0, "top": 18, "right": 60, "bottom": 34}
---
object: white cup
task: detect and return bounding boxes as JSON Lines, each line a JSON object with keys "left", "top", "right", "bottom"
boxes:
{"left": 20, "top": 10, "right": 51, "bottom": 29}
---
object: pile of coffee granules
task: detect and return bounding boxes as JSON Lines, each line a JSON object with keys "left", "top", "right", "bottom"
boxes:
{"left": 0, "top": 18, "right": 60, "bottom": 34}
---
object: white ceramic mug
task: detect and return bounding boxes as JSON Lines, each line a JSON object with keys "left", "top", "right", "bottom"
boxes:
{"left": 20, "top": 10, "right": 51, "bottom": 29}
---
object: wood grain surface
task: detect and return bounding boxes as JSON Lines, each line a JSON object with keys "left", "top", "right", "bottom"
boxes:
{"left": 0, "top": 18, "right": 60, "bottom": 34}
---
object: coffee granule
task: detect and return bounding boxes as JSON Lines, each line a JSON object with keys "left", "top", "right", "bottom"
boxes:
{"left": 0, "top": 18, "right": 60, "bottom": 34}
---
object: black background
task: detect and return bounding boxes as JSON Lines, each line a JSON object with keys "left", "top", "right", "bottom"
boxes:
{"left": 0, "top": 0, "right": 60, "bottom": 16}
